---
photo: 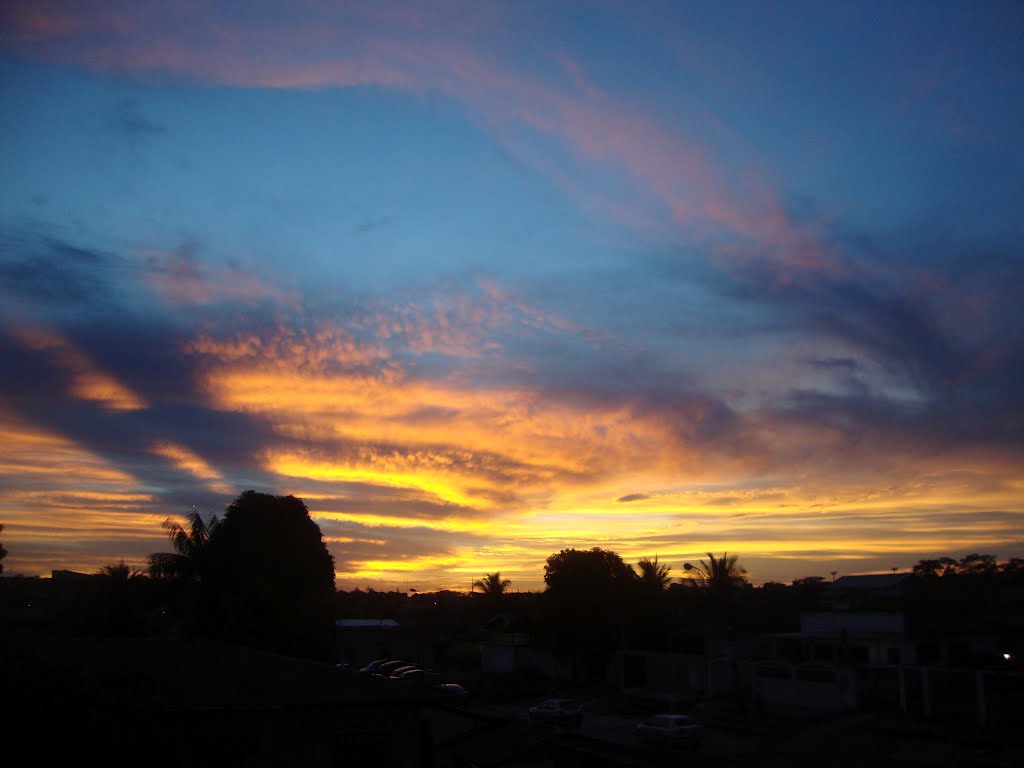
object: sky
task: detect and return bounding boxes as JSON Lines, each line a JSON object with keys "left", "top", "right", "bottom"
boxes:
{"left": 1, "top": 0, "right": 1022, "bottom": 590}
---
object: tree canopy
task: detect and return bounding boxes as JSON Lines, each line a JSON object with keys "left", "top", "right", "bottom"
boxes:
{"left": 544, "top": 547, "right": 636, "bottom": 601}
{"left": 0, "top": 523, "right": 7, "bottom": 575}
{"left": 912, "top": 553, "right": 1003, "bottom": 578}
{"left": 473, "top": 572, "right": 511, "bottom": 596}
{"left": 203, "top": 490, "right": 336, "bottom": 659}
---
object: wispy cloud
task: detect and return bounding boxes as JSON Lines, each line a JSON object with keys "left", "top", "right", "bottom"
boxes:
{"left": 150, "top": 440, "right": 232, "bottom": 495}
{"left": 143, "top": 240, "right": 297, "bottom": 309}
{"left": 11, "top": 324, "right": 148, "bottom": 412}
{"left": 1, "top": 0, "right": 834, "bottom": 280}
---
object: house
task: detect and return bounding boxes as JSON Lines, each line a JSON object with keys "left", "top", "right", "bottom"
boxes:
{"left": 752, "top": 612, "right": 912, "bottom": 712}
{"left": 614, "top": 630, "right": 753, "bottom": 706}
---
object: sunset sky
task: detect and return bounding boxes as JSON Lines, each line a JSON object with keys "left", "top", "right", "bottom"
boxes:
{"left": 1, "top": 1, "right": 1022, "bottom": 590}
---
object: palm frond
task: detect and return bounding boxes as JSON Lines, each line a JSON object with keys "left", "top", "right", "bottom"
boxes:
{"left": 473, "top": 571, "right": 511, "bottom": 595}
{"left": 636, "top": 556, "right": 672, "bottom": 589}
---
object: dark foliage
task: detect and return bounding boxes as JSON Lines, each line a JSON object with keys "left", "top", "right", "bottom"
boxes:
{"left": 147, "top": 510, "right": 219, "bottom": 581}
{"left": 473, "top": 572, "right": 511, "bottom": 596}
{"left": 907, "top": 553, "right": 1024, "bottom": 636}
{"left": 635, "top": 555, "right": 673, "bottom": 591}
{"left": 203, "top": 490, "right": 336, "bottom": 660}
{"left": 540, "top": 547, "right": 638, "bottom": 678}
{"left": 543, "top": 546, "right": 636, "bottom": 599}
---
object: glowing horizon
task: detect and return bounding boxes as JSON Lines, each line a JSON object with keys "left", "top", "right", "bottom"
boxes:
{"left": 1, "top": 1, "right": 1022, "bottom": 590}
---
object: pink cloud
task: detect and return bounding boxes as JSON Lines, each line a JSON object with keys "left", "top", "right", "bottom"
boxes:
{"left": 142, "top": 245, "right": 299, "bottom": 309}
{"left": 2, "top": 0, "right": 835, "bottom": 278}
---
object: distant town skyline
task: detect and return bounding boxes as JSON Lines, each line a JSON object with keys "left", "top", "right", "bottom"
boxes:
{"left": 1, "top": 1, "right": 1022, "bottom": 590}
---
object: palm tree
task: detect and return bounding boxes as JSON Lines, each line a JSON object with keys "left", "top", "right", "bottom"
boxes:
{"left": 148, "top": 508, "right": 219, "bottom": 580}
{"left": 635, "top": 556, "right": 672, "bottom": 591}
{"left": 683, "top": 552, "right": 747, "bottom": 590}
{"left": 100, "top": 559, "right": 146, "bottom": 581}
{"left": 472, "top": 572, "right": 511, "bottom": 596}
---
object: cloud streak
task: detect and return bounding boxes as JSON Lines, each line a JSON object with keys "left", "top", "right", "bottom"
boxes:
{"left": 1, "top": 0, "right": 835, "bottom": 280}
{"left": 0, "top": 2, "right": 1021, "bottom": 587}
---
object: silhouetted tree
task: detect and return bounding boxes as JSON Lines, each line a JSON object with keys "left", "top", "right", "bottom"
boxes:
{"left": 544, "top": 547, "right": 636, "bottom": 597}
{"left": 683, "top": 552, "right": 747, "bottom": 591}
{"left": 542, "top": 547, "right": 637, "bottom": 680}
{"left": 203, "top": 490, "right": 336, "bottom": 660}
{"left": 958, "top": 552, "right": 998, "bottom": 576}
{"left": 99, "top": 559, "right": 146, "bottom": 581}
{"left": 0, "top": 523, "right": 7, "bottom": 574}
{"left": 148, "top": 508, "right": 219, "bottom": 580}
{"left": 913, "top": 554, "right": 1001, "bottom": 579}
{"left": 635, "top": 555, "right": 672, "bottom": 591}
{"left": 473, "top": 571, "right": 511, "bottom": 596}
{"left": 92, "top": 559, "right": 149, "bottom": 634}
{"left": 1002, "top": 557, "right": 1024, "bottom": 575}
{"left": 911, "top": 557, "right": 957, "bottom": 578}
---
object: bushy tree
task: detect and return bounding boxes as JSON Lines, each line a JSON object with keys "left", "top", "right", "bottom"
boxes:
{"left": 203, "top": 491, "right": 336, "bottom": 660}
{"left": 544, "top": 547, "right": 636, "bottom": 599}
{"left": 542, "top": 547, "right": 637, "bottom": 677}
{"left": 0, "top": 523, "right": 7, "bottom": 575}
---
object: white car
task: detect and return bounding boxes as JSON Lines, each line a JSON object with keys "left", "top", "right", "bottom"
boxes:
{"left": 635, "top": 713, "right": 703, "bottom": 747}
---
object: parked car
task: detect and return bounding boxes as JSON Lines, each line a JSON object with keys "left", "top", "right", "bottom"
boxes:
{"left": 635, "top": 714, "right": 703, "bottom": 747}
{"left": 359, "top": 659, "right": 389, "bottom": 674}
{"left": 386, "top": 664, "right": 421, "bottom": 678}
{"left": 374, "top": 660, "right": 415, "bottom": 678}
{"left": 395, "top": 668, "right": 441, "bottom": 686}
{"left": 528, "top": 698, "right": 583, "bottom": 727}
{"left": 436, "top": 683, "right": 469, "bottom": 703}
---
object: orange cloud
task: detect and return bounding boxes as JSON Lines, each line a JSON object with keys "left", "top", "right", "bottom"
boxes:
{"left": 186, "top": 317, "right": 1024, "bottom": 589}
{"left": 150, "top": 440, "right": 233, "bottom": 495}
{"left": 0, "top": 409, "right": 162, "bottom": 575}
{"left": 12, "top": 325, "right": 147, "bottom": 412}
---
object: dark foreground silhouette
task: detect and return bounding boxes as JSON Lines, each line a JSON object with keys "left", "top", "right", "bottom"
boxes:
{"left": 3, "top": 497, "right": 1023, "bottom": 766}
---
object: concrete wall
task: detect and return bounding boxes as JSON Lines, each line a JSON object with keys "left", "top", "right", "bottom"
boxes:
{"left": 753, "top": 662, "right": 857, "bottom": 712}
